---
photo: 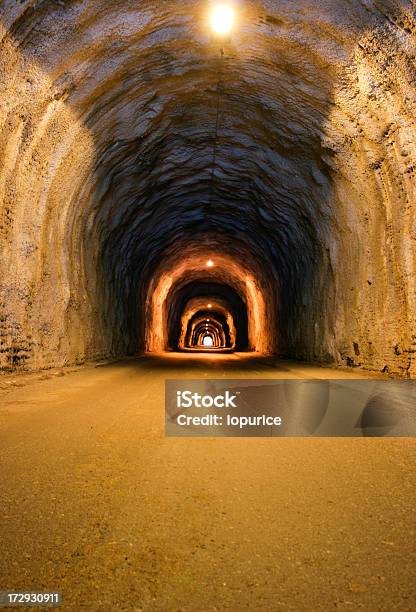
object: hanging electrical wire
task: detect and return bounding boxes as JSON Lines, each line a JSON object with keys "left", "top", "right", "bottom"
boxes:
{"left": 207, "top": 5, "right": 235, "bottom": 209}
{"left": 208, "top": 47, "right": 225, "bottom": 208}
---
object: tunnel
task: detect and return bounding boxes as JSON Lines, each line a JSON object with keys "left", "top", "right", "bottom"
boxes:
{"left": 0, "top": 0, "right": 415, "bottom": 377}
{"left": 1, "top": 3, "right": 416, "bottom": 610}
{"left": 184, "top": 306, "right": 234, "bottom": 351}
{"left": 168, "top": 281, "right": 247, "bottom": 351}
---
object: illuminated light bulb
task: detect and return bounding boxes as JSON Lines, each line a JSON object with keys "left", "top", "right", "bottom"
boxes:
{"left": 208, "top": 304, "right": 212, "bottom": 309}
{"left": 206, "top": 259, "right": 215, "bottom": 268}
{"left": 210, "top": 5, "right": 235, "bottom": 36}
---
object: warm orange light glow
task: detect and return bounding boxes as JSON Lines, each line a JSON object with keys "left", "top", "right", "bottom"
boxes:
{"left": 176, "top": 296, "right": 237, "bottom": 352}
{"left": 146, "top": 250, "right": 271, "bottom": 354}
{"left": 210, "top": 5, "right": 235, "bottom": 36}
{"left": 206, "top": 259, "right": 215, "bottom": 268}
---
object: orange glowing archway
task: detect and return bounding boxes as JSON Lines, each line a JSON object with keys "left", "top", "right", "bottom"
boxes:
{"left": 145, "top": 249, "right": 270, "bottom": 354}
{"left": 178, "top": 297, "right": 236, "bottom": 350}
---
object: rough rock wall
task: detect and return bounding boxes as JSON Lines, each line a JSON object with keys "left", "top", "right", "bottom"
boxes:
{"left": 0, "top": 0, "right": 415, "bottom": 375}
{"left": 323, "top": 1, "right": 416, "bottom": 376}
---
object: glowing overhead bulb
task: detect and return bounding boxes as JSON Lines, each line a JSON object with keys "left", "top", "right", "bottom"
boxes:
{"left": 208, "top": 304, "right": 212, "bottom": 309}
{"left": 206, "top": 259, "right": 215, "bottom": 267}
{"left": 210, "top": 4, "right": 235, "bottom": 36}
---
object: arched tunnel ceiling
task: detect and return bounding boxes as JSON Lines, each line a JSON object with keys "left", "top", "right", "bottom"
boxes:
{"left": 0, "top": 0, "right": 415, "bottom": 375}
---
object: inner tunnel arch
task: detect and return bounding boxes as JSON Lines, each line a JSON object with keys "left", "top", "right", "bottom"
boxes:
{"left": 145, "top": 250, "right": 271, "bottom": 354}
{"left": 0, "top": 1, "right": 415, "bottom": 375}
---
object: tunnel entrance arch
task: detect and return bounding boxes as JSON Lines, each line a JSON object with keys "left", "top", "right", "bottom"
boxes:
{"left": 185, "top": 307, "right": 231, "bottom": 351}
{"left": 145, "top": 252, "right": 271, "bottom": 354}
{"left": 171, "top": 283, "right": 246, "bottom": 351}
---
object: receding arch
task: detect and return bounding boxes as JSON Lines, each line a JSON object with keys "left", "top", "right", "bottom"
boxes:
{"left": 145, "top": 251, "right": 271, "bottom": 354}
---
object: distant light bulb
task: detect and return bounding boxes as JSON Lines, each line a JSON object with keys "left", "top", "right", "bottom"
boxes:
{"left": 206, "top": 259, "right": 215, "bottom": 268}
{"left": 210, "top": 5, "right": 235, "bottom": 36}
{"left": 208, "top": 304, "right": 212, "bottom": 309}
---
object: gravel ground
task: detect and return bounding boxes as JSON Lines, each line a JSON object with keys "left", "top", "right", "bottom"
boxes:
{"left": 0, "top": 355, "right": 415, "bottom": 611}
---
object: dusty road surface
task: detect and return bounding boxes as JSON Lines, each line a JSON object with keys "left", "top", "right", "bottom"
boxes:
{"left": 0, "top": 354, "right": 415, "bottom": 611}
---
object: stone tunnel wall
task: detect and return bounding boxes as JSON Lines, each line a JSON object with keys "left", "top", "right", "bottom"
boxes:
{"left": 0, "top": 0, "right": 415, "bottom": 376}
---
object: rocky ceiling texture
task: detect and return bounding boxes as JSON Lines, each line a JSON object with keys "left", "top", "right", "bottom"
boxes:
{"left": 0, "top": 0, "right": 415, "bottom": 375}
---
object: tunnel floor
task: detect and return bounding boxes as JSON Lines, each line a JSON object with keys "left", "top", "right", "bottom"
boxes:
{"left": 0, "top": 358, "right": 415, "bottom": 610}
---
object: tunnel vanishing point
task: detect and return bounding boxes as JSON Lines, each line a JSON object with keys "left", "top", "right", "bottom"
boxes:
{"left": 0, "top": 0, "right": 415, "bottom": 376}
